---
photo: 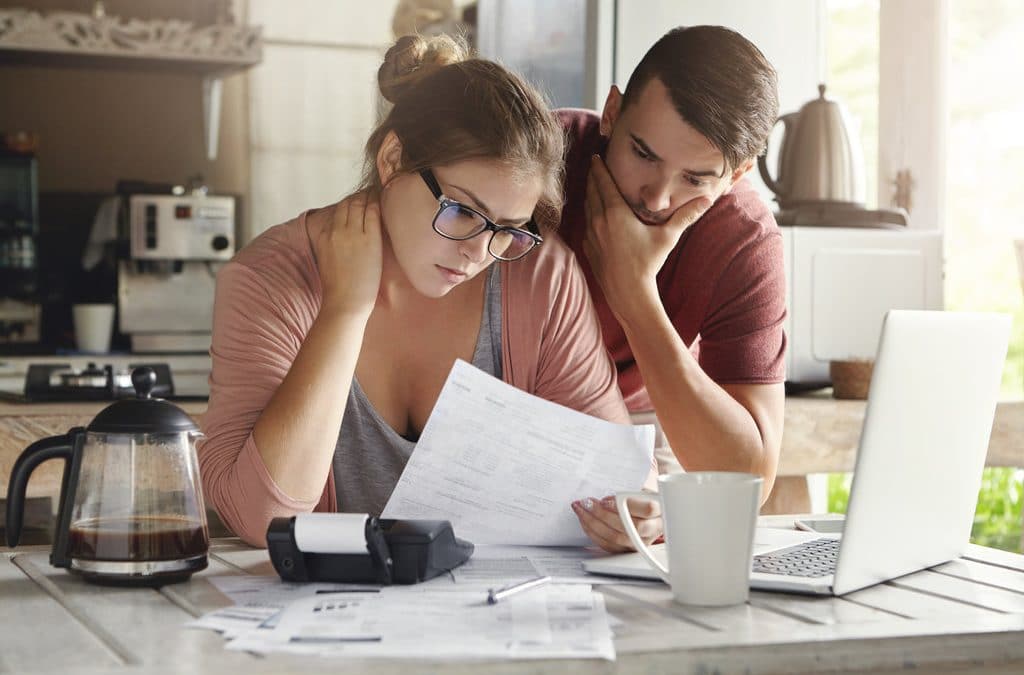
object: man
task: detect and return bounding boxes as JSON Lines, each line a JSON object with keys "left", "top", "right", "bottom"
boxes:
{"left": 564, "top": 26, "right": 786, "bottom": 551}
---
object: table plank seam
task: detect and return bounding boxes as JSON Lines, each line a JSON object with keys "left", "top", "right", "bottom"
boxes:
{"left": 886, "top": 579, "right": 1014, "bottom": 615}
{"left": 931, "top": 568, "right": 1024, "bottom": 597}
{"left": 964, "top": 552, "right": 1024, "bottom": 574}
{"left": 598, "top": 586, "right": 721, "bottom": 633}
{"left": 745, "top": 598, "right": 829, "bottom": 625}
{"left": 837, "top": 595, "right": 916, "bottom": 620}
{"left": 10, "top": 553, "right": 140, "bottom": 666}
{"left": 208, "top": 551, "right": 252, "bottom": 575}
{"left": 158, "top": 585, "right": 203, "bottom": 619}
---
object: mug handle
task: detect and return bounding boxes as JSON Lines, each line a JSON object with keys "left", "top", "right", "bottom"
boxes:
{"left": 614, "top": 491, "right": 671, "bottom": 584}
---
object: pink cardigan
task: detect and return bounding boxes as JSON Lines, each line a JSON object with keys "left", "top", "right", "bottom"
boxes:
{"left": 198, "top": 206, "right": 629, "bottom": 545}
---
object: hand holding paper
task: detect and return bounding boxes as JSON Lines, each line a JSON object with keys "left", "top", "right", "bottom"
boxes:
{"left": 572, "top": 493, "right": 664, "bottom": 553}
{"left": 382, "top": 360, "right": 655, "bottom": 546}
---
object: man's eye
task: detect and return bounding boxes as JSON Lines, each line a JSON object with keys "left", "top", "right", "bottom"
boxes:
{"left": 632, "top": 145, "right": 654, "bottom": 162}
{"left": 685, "top": 176, "right": 704, "bottom": 187}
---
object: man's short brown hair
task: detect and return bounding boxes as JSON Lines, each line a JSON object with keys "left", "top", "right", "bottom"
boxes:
{"left": 621, "top": 25, "right": 779, "bottom": 171}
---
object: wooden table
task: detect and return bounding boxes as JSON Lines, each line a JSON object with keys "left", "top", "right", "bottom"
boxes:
{"left": 778, "top": 395, "right": 1024, "bottom": 474}
{"left": 4, "top": 518, "right": 1024, "bottom": 674}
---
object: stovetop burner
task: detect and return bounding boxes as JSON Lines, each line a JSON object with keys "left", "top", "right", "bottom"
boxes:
{"left": 22, "top": 362, "right": 174, "bottom": 402}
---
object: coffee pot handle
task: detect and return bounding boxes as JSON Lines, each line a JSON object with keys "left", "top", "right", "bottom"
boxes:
{"left": 614, "top": 491, "right": 671, "bottom": 584}
{"left": 757, "top": 112, "right": 799, "bottom": 202}
{"left": 5, "top": 431, "right": 79, "bottom": 548}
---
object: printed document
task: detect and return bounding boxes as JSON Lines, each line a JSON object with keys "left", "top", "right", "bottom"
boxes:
{"left": 383, "top": 359, "right": 655, "bottom": 546}
{"left": 451, "top": 545, "right": 658, "bottom": 586}
{"left": 187, "top": 577, "right": 377, "bottom": 638}
{"left": 192, "top": 548, "right": 624, "bottom": 661}
{"left": 222, "top": 584, "right": 615, "bottom": 661}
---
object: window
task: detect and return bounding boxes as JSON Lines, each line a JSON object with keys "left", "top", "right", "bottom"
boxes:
{"left": 826, "top": 0, "right": 880, "bottom": 209}
{"left": 825, "top": 0, "right": 1023, "bottom": 552}
{"left": 947, "top": 0, "right": 1024, "bottom": 397}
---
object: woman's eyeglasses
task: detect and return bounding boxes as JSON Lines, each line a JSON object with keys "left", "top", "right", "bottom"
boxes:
{"left": 419, "top": 169, "right": 542, "bottom": 261}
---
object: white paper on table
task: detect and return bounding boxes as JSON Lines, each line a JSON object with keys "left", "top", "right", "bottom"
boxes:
{"left": 193, "top": 575, "right": 381, "bottom": 639}
{"left": 450, "top": 545, "right": 660, "bottom": 586}
{"left": 207, "top": 575, "right": 378, "bottom": 608}
{"left": 186, "top": 605, "right": 281, "bottom": 639}
{"left": 382, "top": 359, "right": 654, "bottom": 546}
{"left": 225, "top": 584, "right": 615, "bottom": 661}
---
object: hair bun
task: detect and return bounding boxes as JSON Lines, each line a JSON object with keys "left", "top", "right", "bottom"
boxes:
{"left": 378, "top": 34, "right": 469, "bottom": 104}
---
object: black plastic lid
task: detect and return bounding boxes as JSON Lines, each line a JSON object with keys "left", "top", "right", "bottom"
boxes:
{"left": 87, "top": 367, "right": 199, "bottom": 434}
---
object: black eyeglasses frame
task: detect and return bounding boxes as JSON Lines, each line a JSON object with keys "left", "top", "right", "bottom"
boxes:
{"left": 418, "top": 168, "right": 543, "bottom": 262}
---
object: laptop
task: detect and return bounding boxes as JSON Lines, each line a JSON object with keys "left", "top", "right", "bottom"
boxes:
{"left": 584, "top": 310, "right": 1011, "bottom": 596}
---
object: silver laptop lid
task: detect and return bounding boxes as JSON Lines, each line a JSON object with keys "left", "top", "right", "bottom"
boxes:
{"left": 833, "top": 310, "right": 1011, "bottom": 595}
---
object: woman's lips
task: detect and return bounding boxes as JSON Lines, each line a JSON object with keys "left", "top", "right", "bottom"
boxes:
{"left": 436, "top": 265, "right": 468, "bottom": 283}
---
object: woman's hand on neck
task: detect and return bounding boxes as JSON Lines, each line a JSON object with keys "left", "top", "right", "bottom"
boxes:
{"left": 314, "top": 193, "right": 384, "bottom": 320}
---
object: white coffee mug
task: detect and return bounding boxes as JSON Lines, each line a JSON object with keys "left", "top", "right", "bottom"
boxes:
{"left": 616, "top": 471, "right": 763, "bottom": 606}
{"left": 72, "top": 303, "right": 115, "bottom": 353}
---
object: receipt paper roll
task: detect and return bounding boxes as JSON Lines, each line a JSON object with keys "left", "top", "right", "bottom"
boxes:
{"left": 293, "top": 512, "right": 369, "bottom": 554}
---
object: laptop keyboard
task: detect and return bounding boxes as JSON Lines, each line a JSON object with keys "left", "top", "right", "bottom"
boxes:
{"left": 752, "top": 538, "right": 840, "bottom": 578}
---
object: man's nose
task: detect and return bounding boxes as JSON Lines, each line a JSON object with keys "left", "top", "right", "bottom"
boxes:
{"left": 640, "top": 178, "right": 673, "bottom": 214}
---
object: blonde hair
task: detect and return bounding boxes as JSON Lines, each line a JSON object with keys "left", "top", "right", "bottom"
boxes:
{"left": 360, "top": 34, "right": 565, "bottom": 230}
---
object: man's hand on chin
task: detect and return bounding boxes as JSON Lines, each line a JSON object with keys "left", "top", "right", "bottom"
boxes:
{"left": 583, "top": 155, "right": 710, "bottom": 322}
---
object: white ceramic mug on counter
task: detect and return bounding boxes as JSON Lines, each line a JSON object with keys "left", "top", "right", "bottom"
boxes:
{"left": 72, "top": 303, "right": 115, "bottom": 353}
{"left": 616, "top": 472, "right": 763, "bottom": 606}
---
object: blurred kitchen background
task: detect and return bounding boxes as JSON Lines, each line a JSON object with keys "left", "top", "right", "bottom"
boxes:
{"left": 0, "top": 1, "right": 1021, "bottom": 544}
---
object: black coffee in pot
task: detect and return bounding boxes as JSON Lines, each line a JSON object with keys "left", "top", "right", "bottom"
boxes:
{"left": 68, "top": 515, "right": 208, "bottom": 562}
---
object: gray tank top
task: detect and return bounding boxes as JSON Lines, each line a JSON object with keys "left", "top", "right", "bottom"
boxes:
{"left": 332, "top": 265, "right": 503, "bottom": 514}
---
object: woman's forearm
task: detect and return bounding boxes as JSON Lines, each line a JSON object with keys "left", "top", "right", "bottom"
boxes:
{"left": 252, "top": 306, "right": 369, "bottom": 500}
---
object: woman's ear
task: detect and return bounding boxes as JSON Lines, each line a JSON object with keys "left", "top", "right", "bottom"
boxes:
{"left": 376, "top": 130, "right": 404, "bottom": 187}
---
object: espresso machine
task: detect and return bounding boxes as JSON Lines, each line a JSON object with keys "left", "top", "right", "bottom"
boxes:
{"left": 118, "top": 188, "right": 235, "bottom": 353}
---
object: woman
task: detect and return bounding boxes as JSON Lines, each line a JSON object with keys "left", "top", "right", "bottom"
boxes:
{"left": 198, "top": 35, "right": 661, "bottom": 551}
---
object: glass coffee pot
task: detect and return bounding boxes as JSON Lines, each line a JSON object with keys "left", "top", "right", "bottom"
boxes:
{"left": 5, "top": 367, "right": 209, "bottom": 585}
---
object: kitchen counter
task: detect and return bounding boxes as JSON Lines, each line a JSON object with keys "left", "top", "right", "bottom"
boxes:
{"left": 2, "top": 396, "right": 1022, "bottom": 507}
{"left": 0, "top": 354, "right": 213, "bottom": 399}
{"left": 762, "top": 395, "right": 1024, "bottom": 519}
{"left": 778, "top": 394, "right": 1024, "bottom": 474}
{"left": 0, "top": 399, "right": 221, "bottom": 541}
{"left": 0, "top": 400, "right": 208, "bottom": 418}
{"left": 0, "top": 400, "right": 209, "bottom": 503}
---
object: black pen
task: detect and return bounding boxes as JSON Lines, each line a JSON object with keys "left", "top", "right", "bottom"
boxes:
{"left": 486, "top": 576, "right": 552, "bottom": 605}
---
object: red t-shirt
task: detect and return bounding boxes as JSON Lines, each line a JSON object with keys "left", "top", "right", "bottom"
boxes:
{"left": 557, "top": 109, "right": 787, "bottom": 412}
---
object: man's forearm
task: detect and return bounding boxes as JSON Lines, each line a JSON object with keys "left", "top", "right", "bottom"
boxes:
{"left": 618, "top": 293, "right": 778, "bottom": 490}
